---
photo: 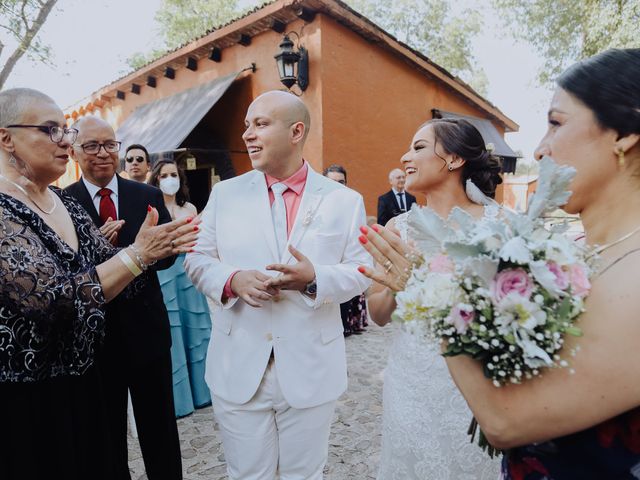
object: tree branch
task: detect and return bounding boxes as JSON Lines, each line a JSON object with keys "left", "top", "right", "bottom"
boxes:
{"left": 0, "top": 0, "right": 58, "bottom": 89}
{"left": 20, "top": 0, "right": 29, "bottom": 32}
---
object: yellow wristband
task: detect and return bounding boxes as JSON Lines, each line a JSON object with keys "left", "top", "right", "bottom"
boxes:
{"left": 117, "top": 249, "right": 143, "bottom": 277}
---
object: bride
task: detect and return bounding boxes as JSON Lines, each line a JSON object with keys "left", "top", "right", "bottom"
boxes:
{"left": 360, "top": 118, "right": 503, "bottom": 479}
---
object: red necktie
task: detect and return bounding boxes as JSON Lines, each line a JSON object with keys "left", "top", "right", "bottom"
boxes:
{"left": 98, "top": 188, "right": 117, "bottom": 224}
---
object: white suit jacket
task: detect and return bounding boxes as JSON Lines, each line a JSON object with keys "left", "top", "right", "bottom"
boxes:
{"left": 185, "top": 167, "right": 372, "bottom": 408}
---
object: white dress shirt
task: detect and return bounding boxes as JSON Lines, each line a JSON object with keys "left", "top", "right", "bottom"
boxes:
{"left": 82, "top": 175, "right": 120, "bottom": 218}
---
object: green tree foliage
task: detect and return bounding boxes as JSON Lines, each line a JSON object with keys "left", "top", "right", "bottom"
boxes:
{"left": 0, "top": 0, "right": 58, "bottom": 89}
{"left": 126, "top": 0, "right": 247, "bottom": 70}
{"left": 493, "top": 0, "right": 640, "bottom": 84}
{"left": 344, "top": 0, "right": 488, "bottom": 95}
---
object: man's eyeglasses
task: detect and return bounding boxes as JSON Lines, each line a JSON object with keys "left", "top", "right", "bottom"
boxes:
{"left": 6, "top": 124, "right": 78, "bottom": 144}
{"left": 77, "top": 141, "right": 122, "bottom": 155}
{"left": 126, "top": 155, "right": 146, "bottom": 163}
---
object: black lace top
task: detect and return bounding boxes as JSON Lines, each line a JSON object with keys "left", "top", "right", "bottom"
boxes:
{"left": 0, "top": 188, "right": 115, "bottom": 382}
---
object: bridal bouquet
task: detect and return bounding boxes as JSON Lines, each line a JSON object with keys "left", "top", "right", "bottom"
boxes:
{"left": 393, "top": 157, "right": 595, "bottom": 387}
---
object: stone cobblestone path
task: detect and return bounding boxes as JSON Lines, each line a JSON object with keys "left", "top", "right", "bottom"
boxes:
{"left": 128, "top": 322, "right": 395, "bottom": 479}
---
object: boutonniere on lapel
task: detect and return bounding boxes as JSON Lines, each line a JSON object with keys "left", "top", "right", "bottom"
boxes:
{"left": 302, "top": 207, "right": 314, "bottom": 226}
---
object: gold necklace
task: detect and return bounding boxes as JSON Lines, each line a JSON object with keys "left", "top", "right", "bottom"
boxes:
{"left": 592, "top": 223, "right": 640, "bottom": 255}
{"left": 0, "top": 173, "right": 57, "bottom": 215}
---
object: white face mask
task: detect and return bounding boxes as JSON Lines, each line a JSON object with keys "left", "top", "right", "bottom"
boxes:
{"left": 159, "top": 177, "right": 180, "bottom": 196}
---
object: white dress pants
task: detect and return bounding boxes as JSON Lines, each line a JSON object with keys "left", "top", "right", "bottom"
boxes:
{"left": 213, "top": 361, "right": 336, "bottom": 480}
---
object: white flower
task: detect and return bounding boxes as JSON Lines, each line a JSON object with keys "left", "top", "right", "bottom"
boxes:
{"left": 419, "top": 273, "right": 459, "bottom": 310}
{"left": 499, "top": 236, "right": 532, "bottom": 264}
{"left": 302, "top": 208, "right": 314, "bottom": 226}
{"left": 495, "top": 292, "right": 547, "bottom": 331}
{"left": 512, "top": 327, "right": 554, "bottom": 368}
{"left": 544, "top": 236, "right": 577, "bottom": 265}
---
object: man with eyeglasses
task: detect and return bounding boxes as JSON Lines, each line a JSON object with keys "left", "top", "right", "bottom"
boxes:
{"left": 65, "top": 116, "right": 182, "bottom": 480}
{"left": 124, "top": 143, "right": 151, "bottom": 183}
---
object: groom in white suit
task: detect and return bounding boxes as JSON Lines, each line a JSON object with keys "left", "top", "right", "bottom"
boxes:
{"left": 185, "top": 91, "right": 371, "bottom": 479}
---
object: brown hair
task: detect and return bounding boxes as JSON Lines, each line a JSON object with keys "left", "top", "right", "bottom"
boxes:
{"left": 148, "top": 159, "right": 190, "bottom": 207}
{"left": 423, "top": 118, "right": 502, "bottom": 198}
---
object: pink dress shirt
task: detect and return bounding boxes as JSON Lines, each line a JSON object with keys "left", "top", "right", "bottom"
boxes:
{"left": 223, "top": 161, "right": 309, "bottom": 299}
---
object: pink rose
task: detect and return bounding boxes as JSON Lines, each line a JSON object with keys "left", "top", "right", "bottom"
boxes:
{"left": 547, "top": 261, "right": 570, "bottom": 290}
{"left": 449, "top": 304, "right": 475, "bottom": 334}
{"left": 568, "top": 264, "right": 591, "bottom": 298}
{"left": 491, "top": 268, "right": 534, "bottom": 303}
{"left": 430, "top": 254, "right": 454, "bottom": 274}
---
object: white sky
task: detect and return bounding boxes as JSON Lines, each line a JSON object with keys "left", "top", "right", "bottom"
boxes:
{"left": 3, "top": 0, "right": 552, "bottom": 164}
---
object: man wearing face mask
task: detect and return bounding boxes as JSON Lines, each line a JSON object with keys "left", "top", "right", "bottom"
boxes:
{"left": 124, "top": 144, "right": 151, "bottom": 183}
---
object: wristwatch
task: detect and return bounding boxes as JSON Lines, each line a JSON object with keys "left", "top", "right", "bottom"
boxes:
{"left": 303, "top": 278, "right": 317, "bottom": 296}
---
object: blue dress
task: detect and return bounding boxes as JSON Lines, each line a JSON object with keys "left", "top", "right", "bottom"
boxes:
{"left": 158, "top": 253, "right": 212, "bottom": 417}
{"left": 502, "top": 407, "right": 640, "bottom": 479}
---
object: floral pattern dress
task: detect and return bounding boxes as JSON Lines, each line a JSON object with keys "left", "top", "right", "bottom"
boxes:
{"left": 503, "top": 407, "right": 640, "bottom": 479}
{"left": 0, "top": 188, "right": 125, "bottom": 480}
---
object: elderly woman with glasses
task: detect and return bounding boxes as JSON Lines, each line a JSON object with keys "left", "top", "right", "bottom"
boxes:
{"left": 0, "top": 88, "right": 199, "bottom": 480}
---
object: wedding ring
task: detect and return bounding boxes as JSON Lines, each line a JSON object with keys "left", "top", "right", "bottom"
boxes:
{"left": 170, "top": 239, "right": 176, "bottom": 248}
{"left": 383, "top": 260, "right": 393, "bottom": 273}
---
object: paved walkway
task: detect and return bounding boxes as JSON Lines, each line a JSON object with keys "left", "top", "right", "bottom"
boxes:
{"left": 128, "top": 322, "right": 395, "bottom": 479}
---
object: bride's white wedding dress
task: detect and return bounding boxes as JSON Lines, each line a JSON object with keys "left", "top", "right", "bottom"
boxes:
{"left": 377, "top": 210, "right": 501, "bottom": 480}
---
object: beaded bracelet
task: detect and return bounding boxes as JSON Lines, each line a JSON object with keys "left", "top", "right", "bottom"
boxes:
{"left": 117, "top": 249, "right": 143, "bottom": 277}
{"left": 128, "top": 244, "right": 157, "bottom": 272}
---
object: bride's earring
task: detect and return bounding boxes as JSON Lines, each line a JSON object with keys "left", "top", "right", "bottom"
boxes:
{"left": 447, "top": 164, "right": 454, "bottom": 171}
{"left": 9, "top": 153, "right": 17, "bottom": 166}
{"left": 617, "top": 148, "right": 625, "bottom": 168}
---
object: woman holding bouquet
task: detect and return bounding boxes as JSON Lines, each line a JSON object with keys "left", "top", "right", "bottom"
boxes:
{"left": 362, "top": 118, "right": 503, "bottom": 479}
{"left": 362, "top": 48, "right": 640, "bottom": 479}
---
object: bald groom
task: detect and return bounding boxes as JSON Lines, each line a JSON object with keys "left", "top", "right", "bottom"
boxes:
{"left": 185, "top": 91, "right": 371, "bottom": 479}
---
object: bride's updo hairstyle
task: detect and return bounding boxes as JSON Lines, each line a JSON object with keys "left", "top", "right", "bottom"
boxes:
{"left": 557, "top": 48, "right": 640, "bottom": 168}
{"left": 427, "top": 118, "right": 502, "bottom": 198}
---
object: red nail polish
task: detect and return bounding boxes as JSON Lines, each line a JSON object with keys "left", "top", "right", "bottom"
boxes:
{"left": 359, "top": 225, "right": 368, "bottom": 234}
{"left": 193, "top": 226, "right": 199, "bottom": 231}
{"left": 358, "top": 235, "right": 368, "bottom": 244}
{"left": 371, "top": 224, "right": 380, "bottom": 233}
{"left": 357, "top": 266, "right": 366, "bottom": 274}
{"left": 186, "top": 217, "right": 193, "bottom": 223}
{"left": 147, "top": 205, "right": 152, "bottom": 212}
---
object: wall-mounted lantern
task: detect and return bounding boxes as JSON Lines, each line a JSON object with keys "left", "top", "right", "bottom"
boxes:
{"left": 274, "top": 33, "right": 308, "bottom": 92}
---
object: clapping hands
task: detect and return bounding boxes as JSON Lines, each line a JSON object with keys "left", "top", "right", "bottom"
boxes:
{"left": 231, "top": 246, "right": 316, "bottom": 308}
{"left": 100, "top": 217, "right": 124, "bottom": 245}
{"left": 133, "top": 206, "right": 201, "bottom": 264}
{"left": 357, "top": 224, "right": 421, "bottom": 292}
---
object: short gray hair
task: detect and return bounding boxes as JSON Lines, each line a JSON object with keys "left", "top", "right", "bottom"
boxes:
{"left": 0, "top": 88, "right": 55, "bottom": 127}
{"left": 388, "top": 168, "right": 404, "bottom": 181}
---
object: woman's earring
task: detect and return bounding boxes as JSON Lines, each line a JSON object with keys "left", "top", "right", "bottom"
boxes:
{"left": 447, "top": 164, "right": 454, "bottom": 171}
{"left": 617, "top": 148, "right": 625, "bottom": 168}
{"left": 8, "top": 154, "right": 17, "bottom": 166}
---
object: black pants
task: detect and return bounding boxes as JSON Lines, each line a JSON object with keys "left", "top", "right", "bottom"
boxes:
{"left": 99, "top": 349, "right": 182, "bottom": 480}
{"left": 0, "top": 368, "right": 116, "bottom": 480}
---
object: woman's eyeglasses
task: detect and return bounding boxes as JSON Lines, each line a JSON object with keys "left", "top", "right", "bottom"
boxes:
{"left": 126, "top": 156, "right": 146, "bottom": 163}
{"left": 6, "top": 124, "right": 78, "bottom": 144}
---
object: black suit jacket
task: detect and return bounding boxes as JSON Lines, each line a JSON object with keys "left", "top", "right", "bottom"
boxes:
{"left": 377, "top": 190, "right": 416, "bottom": 227}
{"left": 65, "top": 175, "right": 175, "bottom": 366}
